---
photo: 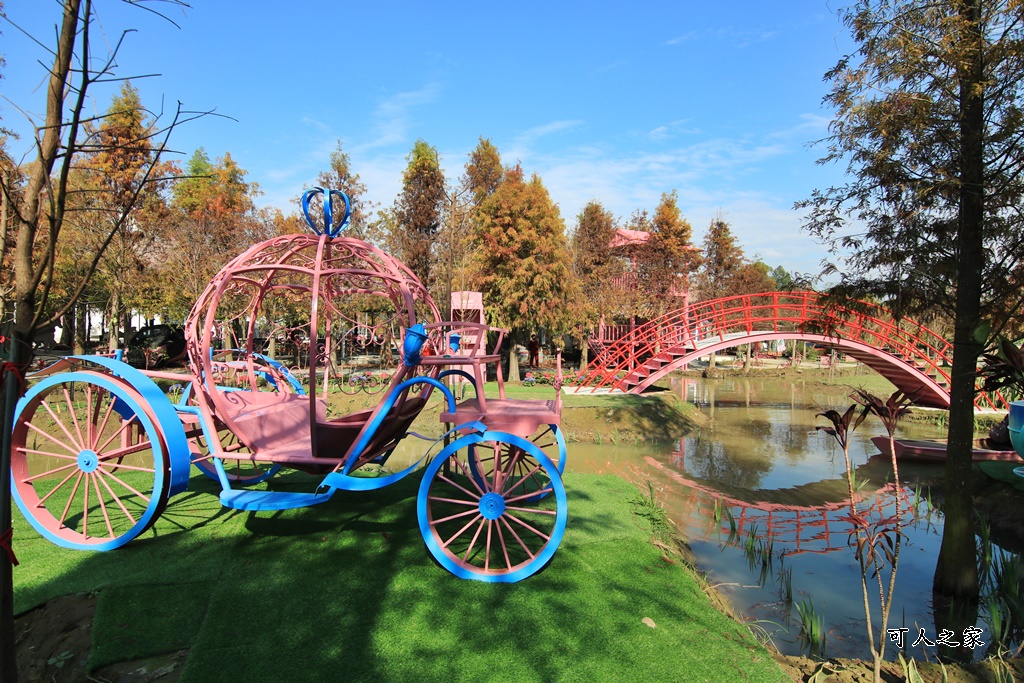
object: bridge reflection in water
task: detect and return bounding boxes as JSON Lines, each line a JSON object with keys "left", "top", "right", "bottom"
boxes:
{"left": 611, "top": 377, "right": 986, "bottom": 661}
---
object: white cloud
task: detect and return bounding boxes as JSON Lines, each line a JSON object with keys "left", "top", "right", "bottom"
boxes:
{"left": 357, "top": 83, "right": 442, "bottom": 152}
{"left": 593, "top": 60, "right": 628, "bottom": 74}
{"left": 665, "top": 32, "right": 698, "bottom": 46}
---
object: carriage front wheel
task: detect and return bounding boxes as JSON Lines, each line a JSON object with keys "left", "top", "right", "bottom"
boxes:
{"left": 417, "top": 430, "right": 567, "bottom": 583}
{"left": 11, "top": 370, "right": 176, "bottom": 550}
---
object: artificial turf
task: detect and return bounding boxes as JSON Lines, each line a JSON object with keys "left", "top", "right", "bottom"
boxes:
{"left": 13, "top": 470, "right": 787, "bottom": 682}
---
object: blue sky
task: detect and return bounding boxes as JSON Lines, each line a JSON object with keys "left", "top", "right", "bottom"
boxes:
{"left": 2, "top": 1, "right": 854, "bottom": 277}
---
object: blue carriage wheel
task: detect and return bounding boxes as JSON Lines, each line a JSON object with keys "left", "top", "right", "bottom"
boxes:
{"left": 418, "top": 431, "right": 567, "bottom": 583}
{"left": 10, "top": 371, "right": 173, "bottom": 550}
{"left": 467, "top": 424, "right": 567, "bottom": 502}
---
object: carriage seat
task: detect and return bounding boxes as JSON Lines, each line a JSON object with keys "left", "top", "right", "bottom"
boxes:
{"left": 315, "top": 396, "right": 427, "bottom": 463}
{"left": 218, "top": 391, "right": 326, "bottom": 453}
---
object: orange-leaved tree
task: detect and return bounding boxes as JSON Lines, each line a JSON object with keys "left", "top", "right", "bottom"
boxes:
{"left": 471, "top": 165, "right": 580, "bottom": 381}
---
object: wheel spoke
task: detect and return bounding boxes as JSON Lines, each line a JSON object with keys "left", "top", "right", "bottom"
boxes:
{"left": 25, "top": 421, "right": 79, "bottom": 457}
{"left": 34, "top": 469, "right": 81, "bottom": 506}
{"left": 96, "top": 467, "right": 151, "bottom": 503}
{"left": 91, "top": 473, "right": 116, "bottom": 539}
{"left": 499, "top": 515, "right": 537, "bottom": 560}
{"left": 495, "top": 446, "right": 525, "bottom": 493}
{"left": 432, "top": 507, "right": 481, "bottom": 525}
{"left": 461, "top": 517, "right": 487, "bottom": 563}
{"left": 494, "top": 516, "right": 512, "bottom": 569}
{"left": 62, "top": 386, "right": 85, "bottom": 448}
{"left": 452, "top": 456, "right": 487, "bottom": 495}
{"left": 504, "top": 486, "right": 555, "bottom": 506}
{"left": 502, "top": 463, "right": 546, "bottom": 499}
{"left": 435, "top": 472, "right": 482, "bottom": 501}
{"left": 488, "top": 444, "right": 505, "bottom": 492}
{"left": 95, "top": 470, "right": 140, "bottom": 527}
{"left": 95, "top": 460, "right": 156, "bottom": 474}
{"left": 503, "top": 509, "right": 552, "bottom": 541}
{"left": 40, "top": 398, "right": 84, "bottom": 453}
{"left": 16, "top": 446, "right": 79, "bottom": 461}
{"left": 504, "top": 503, "right": 558, "bottom": 515}
{"left": 441, "top": 512, "right": 483, "bottom": 550}
{"left": 22, "top": 461, "right": 80, "bottom": 483}
{"left": 427, "top": 495, "right": 478, "bottom": 507}
{"left": 98, "top": 439, "right": 157, "bottom": 465}
{"left": 483, "top": 519, "right": 494, "bottom": 571}
{"left": 57, "top": 472, "right": 85, "bottom": 530}
{"left": 89, "top": 385, "right": 103, "bottom": 448}
{"left": 94, "top": 415, "right": 140, "bottom": 455}
{"left": 82, "top": 470, "right": 90, "bottom": 538}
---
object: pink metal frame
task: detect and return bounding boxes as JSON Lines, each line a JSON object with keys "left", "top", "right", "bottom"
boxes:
{"left": 182, "top": 232, "right": 440, "bottom": 465}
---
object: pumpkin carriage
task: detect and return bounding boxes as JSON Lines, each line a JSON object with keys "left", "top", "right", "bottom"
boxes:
{"left": 10, "top": 188, "right": 567, "bottom": 582}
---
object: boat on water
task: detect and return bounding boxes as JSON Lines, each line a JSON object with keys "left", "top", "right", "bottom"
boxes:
{"left": 870, "top": 435, "right": 1022, "bottom": 463}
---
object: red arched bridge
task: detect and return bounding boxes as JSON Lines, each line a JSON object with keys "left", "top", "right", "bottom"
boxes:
{"left": 574, "top": 291, "right": 1003, "bottom": 410}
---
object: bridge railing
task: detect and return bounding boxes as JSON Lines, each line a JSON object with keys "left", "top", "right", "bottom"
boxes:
{"left": 579, "top": 291, "right": 1003, "bottom": 409}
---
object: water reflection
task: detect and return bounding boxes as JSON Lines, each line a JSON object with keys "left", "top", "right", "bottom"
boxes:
{"left": 569, "top": 377, "right": 1016, "bottom": 662}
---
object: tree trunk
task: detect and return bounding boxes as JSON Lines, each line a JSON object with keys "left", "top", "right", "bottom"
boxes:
{"left": 1, "top": 319, "right": 34, "bottom": 682}
{"left": 934, "top": 0, "right": 982, "bottom": 604}
{"left": 580, "top": 336, "right": 589, "bottom": 373}
{"left": 107, "top": 292, "right": 120, "bottom": 352}
{"left": 74, "top": 303, "right": 87, "bottom": 355}
{"left": 59, "top": 312, "right": 74, "bottom": 348}
{"left": 508, "top": 331, "right": 521, "bottom": 383}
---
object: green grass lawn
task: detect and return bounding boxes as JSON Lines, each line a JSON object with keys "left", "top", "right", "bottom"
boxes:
{"left": 14, "top": 470, "right": 787, "bottom": 682}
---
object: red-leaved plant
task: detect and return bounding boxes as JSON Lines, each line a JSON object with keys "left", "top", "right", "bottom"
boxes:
{"left": 817, "top": 389, "right": 918, "bottom": 682}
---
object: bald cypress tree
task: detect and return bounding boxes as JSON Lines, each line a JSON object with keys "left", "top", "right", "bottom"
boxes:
{"left": 799, "top": 0, "right": 1024, "bottom": 607}
{"left": 395, "top": 140, "right": 445, "bottom": 289}
{"left": 472, "top": 166, "right": 580, "bottom": 380}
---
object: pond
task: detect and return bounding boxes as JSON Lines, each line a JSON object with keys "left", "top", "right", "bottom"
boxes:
{"left": 565, "top": 376, "right": 1022, "bottom": 663}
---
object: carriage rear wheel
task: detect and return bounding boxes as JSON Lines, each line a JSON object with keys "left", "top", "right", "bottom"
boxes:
{"left": 11, "top": 371, "right": 174, "bottom": 550}
{"left": 418, "top": 431, "right": 566, "bottom": 582}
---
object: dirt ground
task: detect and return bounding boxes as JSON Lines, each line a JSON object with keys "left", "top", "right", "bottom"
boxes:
{"left": 13, "top": 417, "right": 1024, "bottom": 682}
{"left": 15, "top": 592, "right": 186, "bottom": 682}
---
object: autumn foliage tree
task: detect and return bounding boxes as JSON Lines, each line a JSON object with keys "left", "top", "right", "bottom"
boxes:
{"left": 635, "top": 190, "right": 700, "bottom": 317}
{"left": 158, "top": 149, "right": 271, "bottom": 319}
{"left": 571, "top": 201, "right": 625, "bottom": 369}
{"left": 394, "top": 139, "right": 446, "bottom": 289}
{"left": 571, "top": 201, "right": 625, "bottom": 316}
{"left": 471, "top": 166, "right": 580, "bottom": 380}
{"left": 463, "top": 137, "right": 504, "bottom": 205}
{"left": 72, "top": 81, "right": 170, "bottom": 349}
{"left": 694, "top": 216, "right": 744, "bottom": 301}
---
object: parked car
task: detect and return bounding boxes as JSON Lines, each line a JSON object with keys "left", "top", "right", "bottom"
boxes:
{"left": 126, "top": 324, "right": 186, "bottom": 368}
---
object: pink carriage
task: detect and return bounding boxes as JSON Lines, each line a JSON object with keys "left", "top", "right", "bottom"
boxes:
{"left": 10, "top": 188, "right": 568, "bottom": 582}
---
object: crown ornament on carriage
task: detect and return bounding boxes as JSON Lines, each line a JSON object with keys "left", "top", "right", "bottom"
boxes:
{"left": 301, "top": 186, "right": 352, "bottom": 237}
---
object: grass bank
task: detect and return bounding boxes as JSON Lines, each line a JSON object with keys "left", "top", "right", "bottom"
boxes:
{"left": 327, "top": 381, "right": 703, "bottom": 446}
{"left": 14, "top": 471, "right": 787, "bottom": 682}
